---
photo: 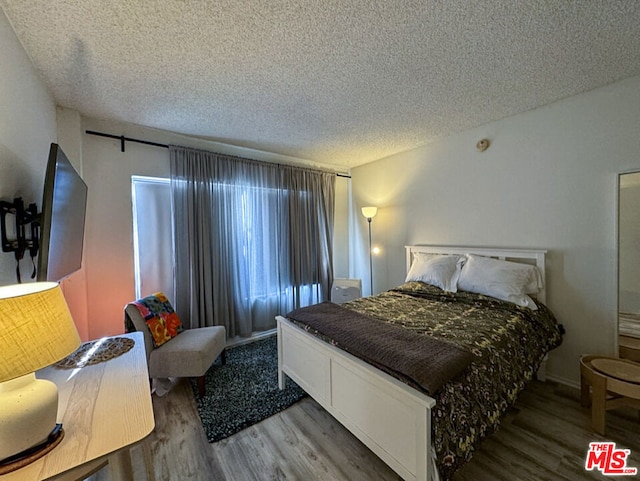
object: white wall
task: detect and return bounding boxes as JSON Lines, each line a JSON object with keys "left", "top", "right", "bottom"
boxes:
{"left": 81, "top": 117, "right": 350, "bottom": 338}
{"left": 0, "top": 11, "right": 91, "bottom": 338}
{"left": 81, "top": 118, "right": 170, "bottom": 338}
{"left": 0, "top": 8, "right": 57, "bottom": 286}
{"left": 351, "top": 75, "right": 640, "bottom": 386}
{"left": 56, "top": 107, "right": 90, "bottom": 340}
{"left": 333, "top": 176, "right": 351, "bottom": 279}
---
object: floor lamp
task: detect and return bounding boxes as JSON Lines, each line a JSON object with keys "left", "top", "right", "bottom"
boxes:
{"left": 361, "top": 206, "right": 377, "bottom": 295}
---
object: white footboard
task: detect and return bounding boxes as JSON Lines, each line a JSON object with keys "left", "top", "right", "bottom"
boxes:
{"left": 277, "top": 316, "right": 437, "bottom": 481}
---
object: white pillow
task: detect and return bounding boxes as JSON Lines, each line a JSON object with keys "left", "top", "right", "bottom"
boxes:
{"left": 457, "top": 254, "right": 543, "bottom": 309}
{"left": 405, "top": 254, "right": 465, "bottom": 292}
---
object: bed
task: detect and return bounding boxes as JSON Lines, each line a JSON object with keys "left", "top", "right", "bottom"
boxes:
{"left": 276, "top": 245, "right": 563, "bottom": 481}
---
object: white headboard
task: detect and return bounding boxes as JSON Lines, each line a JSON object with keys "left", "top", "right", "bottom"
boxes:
{"left": 405, "top": 245, "right": 547, "bottom": 304}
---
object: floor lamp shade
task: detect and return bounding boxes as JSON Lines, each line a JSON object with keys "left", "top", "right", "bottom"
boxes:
{"left": 361, "top": 206, "right": 378, "bottom": 219}
{"left": 0, "top": 282, "right": 81, "bottom": 463}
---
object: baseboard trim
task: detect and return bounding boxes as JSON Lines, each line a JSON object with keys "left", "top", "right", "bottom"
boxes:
{"left": 226, "top": 328, "right": 277, "bottom": 348}
{"left": 546, "top": 373, "right": 579, "bottom": 390}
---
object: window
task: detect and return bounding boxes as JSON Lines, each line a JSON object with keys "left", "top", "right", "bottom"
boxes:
{"left": 131, "top": 176, "right": 173, "bottom": 300}
{"left": 132, "top": 177, "right": 323, "bottom": 331}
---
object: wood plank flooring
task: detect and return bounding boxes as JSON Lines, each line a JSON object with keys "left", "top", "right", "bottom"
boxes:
{"left": 89, "top": 379, "right": 640, "bottom": 481}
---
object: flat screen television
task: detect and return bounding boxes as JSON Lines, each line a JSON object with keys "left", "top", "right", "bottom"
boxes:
{"left": 37, "top": 143, "right": 88, "bottom": 282}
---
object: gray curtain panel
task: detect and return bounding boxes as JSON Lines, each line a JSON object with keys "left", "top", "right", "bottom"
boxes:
{"left": 169, "top": 145, "right": 335, "bottom": 338}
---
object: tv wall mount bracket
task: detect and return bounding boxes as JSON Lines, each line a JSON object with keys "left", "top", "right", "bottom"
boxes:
{"left": 0, "top": 197, "right": 40, "bottom": 282}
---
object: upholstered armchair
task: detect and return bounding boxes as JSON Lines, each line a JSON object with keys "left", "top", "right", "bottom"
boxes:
{"left": 124, "top": 293, "right": 226, "bottom": 397}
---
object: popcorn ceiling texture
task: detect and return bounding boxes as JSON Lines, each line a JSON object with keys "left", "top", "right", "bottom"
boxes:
{"left": 2, "top": 0, "right": 640, "bottom": 168}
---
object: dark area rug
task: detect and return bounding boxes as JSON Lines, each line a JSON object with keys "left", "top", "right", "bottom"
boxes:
{"left": 190, "top": 335, "right": 307, "bottom": 442}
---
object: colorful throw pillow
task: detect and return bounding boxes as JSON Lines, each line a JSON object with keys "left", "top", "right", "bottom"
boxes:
{"left": 132, "top": 292, "right": 184, "bottom": 347}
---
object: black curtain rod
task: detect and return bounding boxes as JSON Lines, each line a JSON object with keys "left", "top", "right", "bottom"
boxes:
{"left": 85, "top": 130, "right": 168, "bottom": 151}
{"left": 84, "top": 129, "right": 351, "bottom": 178}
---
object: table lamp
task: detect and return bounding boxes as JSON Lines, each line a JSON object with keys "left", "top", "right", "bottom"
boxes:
{"left": 0, "top": 282, "right": 81, "bottom": 465}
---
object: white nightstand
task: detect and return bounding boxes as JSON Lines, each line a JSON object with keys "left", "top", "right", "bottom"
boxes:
{"left": 331, "top": 278, "right": 362, "bottom": 304}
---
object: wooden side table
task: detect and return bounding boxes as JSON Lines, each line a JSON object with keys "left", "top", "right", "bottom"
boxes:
{"left": 580, "top": 354, "right": 640, "bottom": 435}
{"left": 619, "top": 335, "right": 640, "bottom": 362}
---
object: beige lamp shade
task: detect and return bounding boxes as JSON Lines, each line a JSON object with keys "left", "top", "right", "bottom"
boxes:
{"left": 361, "top": 206, "right": 378, "bottom": 219}
{"left": 0, "top": 282, "right": 81, "bottom": 382}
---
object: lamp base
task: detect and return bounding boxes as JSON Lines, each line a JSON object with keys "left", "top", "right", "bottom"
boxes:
{"left": 0, "top": 373, "right": 60, "bottom": 463}
{"left": 0, "top": 424, "right": 64, "bottom": 474}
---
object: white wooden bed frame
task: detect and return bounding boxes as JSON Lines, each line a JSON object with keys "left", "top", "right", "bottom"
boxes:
{"left": 276, "top": 245, "right": 547, "bottom": 481}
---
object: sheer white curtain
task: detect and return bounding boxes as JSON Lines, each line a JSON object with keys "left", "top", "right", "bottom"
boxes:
{"left": 131, "top": 176, "right": 174, "bottom": 300}
{"left": 169, "top": 146, "right": 335, "bottom": 338}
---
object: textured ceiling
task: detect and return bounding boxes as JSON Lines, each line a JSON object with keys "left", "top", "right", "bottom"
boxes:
{"left": 2, "top": 1, "right": 640, "bottom": 169}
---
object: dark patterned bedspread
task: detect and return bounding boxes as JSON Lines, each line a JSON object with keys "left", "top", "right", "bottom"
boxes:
{"left": 286, "top": 301, "right": 474, "bottom": 395}
{"left": 320, "top": 282, "right": 562, "bottom": 480}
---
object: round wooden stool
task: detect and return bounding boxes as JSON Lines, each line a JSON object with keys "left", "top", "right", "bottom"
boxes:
{"left": 580, "top": 354, "right": 640, "bottom": 435}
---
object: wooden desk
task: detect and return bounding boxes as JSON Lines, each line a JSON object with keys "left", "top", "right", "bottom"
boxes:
{"left": 1, "top": 332, "right": 155, "bottom": 481}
